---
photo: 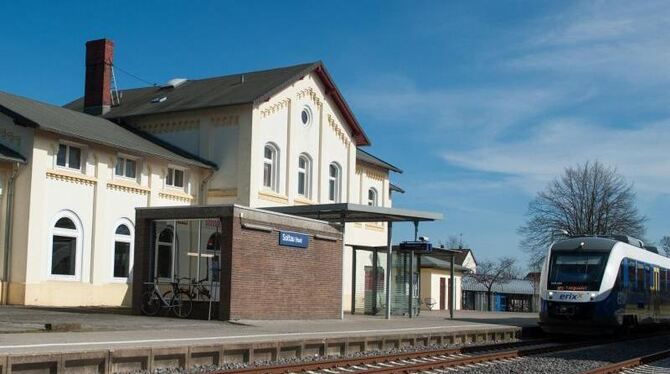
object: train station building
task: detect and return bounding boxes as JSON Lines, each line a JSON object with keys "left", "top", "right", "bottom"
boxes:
{"left": 0, "top": 39, "right": 443, "bottom": 319}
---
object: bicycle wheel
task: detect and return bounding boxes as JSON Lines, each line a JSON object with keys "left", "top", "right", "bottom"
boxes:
{"left": 172, "top": 290, "right": 193, "bottom": 318}
{"left": 140, "top": 290, "right": 161, "bottom": 316}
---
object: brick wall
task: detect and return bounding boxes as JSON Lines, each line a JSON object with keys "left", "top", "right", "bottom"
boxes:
{"left": 227, "top": 214, "right": 342, "bottom": 320}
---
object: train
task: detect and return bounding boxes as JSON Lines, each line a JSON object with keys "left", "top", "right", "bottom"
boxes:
{"left": 539, "top": 235, "right": 670, "bottom": 334}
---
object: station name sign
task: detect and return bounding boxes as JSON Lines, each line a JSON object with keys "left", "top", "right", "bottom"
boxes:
{"left": 279, "top": 231, "right": 309, "bottom": 248}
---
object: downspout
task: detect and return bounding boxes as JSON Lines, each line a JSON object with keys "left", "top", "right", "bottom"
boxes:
{"left": 199, "top": 169, "right": 215, "bottom": 205}
{"left": 2, "top": 162, "right": 19, "bottom": 305}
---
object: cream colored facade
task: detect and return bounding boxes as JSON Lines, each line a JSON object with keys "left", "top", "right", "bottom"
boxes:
{"left": 0, "top": 66, "right": 397, "bottom": 309}
{"left": 126, "top": 71, "right": 394, "bottom": 312}
{"left": 0, "top": 111, "right": 207, "bottom": 306}
{"left": 419, "top": 251, "right": 477, "bottom": 311}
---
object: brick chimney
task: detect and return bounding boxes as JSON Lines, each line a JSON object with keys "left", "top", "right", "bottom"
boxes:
{"left": 84, "top": 39, "right": 114, "bottom": 115}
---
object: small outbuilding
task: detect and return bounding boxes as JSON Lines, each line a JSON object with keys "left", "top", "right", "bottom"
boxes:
{"left": 132, "top": 204, "right": 343, "bottom": 320}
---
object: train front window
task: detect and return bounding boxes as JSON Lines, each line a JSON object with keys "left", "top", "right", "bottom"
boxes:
{"left": 548, "top": 253, "right": 609, "bottom": 291}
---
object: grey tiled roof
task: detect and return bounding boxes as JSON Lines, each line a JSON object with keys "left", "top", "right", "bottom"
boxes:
{"left": 0, "top": 90, "right": 216, "bottom": 168}
{"left": 65, "top": 62, "right": 317, "bottom": 119}
{"left": 356, "top": 148, "right": 402, "bottom": 173}
{"left": 65, "top": 61, "right": 371, "bottom": 146}
{"left": 461, "top": 277, "right": 536, "bottom": 295}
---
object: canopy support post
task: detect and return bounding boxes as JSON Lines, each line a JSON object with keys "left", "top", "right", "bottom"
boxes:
{"left": 340, "top": 213, "right": 346, "bottom": 320}
{"left": 385, "top": 221, "right": 393, "bottom": 320}
{"left": 351, "top": 246, "right": 356, "bottom": 314}
{"left": 450, "top": 254, "right": 455, "bottom": 319}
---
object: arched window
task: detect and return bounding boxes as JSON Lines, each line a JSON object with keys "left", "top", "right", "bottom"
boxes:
{"left": 297, "top": 153, "right": 312, "bottom": 199}
{"left": 328, "top": 162, "right": 341, "bottom": 203}
{"left": 50, "top": 211, "right": 82, "bottom": 279}
{"left": 263, "top": 143, "right": 279, "bottom": 192}
{"left": 155, "top": 227, "right": 174, "bottom": 280}
{"left": 112, "top": 220, "right": 134, "bottom": 281}
{"left": 368, "top": 188, "right": 378, "bottom": 206}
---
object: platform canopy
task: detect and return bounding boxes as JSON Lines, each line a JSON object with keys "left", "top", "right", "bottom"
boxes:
{"left": 262, "top": 203, "right": 442, "bottom": 224}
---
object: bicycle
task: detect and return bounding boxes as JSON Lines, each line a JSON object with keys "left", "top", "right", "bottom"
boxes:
{"left": 140, "top": 278, "right": 193, "bottom": 318}
{"left": 162, "top": 277, "right": 211, "bottom": 301}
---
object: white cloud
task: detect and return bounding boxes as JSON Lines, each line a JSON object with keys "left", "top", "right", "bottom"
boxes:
{"left": 442, "top": 119, "right": 670, "bottom": 195}
{"left": 505, "top": 1, "right": 670, "bottom": 85}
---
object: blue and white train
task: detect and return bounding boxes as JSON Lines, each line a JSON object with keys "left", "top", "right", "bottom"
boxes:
{"left": 539, "top": 235, "right": 670, "bottom": 334}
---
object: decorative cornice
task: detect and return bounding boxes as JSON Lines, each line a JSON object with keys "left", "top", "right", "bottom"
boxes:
{"left": 258, "top": 190, "right": 289, "bottom": 204}
{"left": 46, "top": 170, "right": 97, "bottom": 186}
{"left": 357, "top": 164, "right": 387, "bottom": 182}
{"left": 260, "top": 98, "right": 291, "bottom": 118}
{"left": 107, "top": 181, "right": 150, "bottom": 195}
{"left": 327, "top": 114, "right": 351, "bottom": 146}
{"left": 210, "top": 115, "right": 240, "bottom": 127}
{"left": 296, "top": 87, "right": 324, "bottom": 109}
{"left": 159, "top": 190, "right": 194, "bottom": 202}
{"left": 138, "top": 119, "right": 200, "bottom": 134}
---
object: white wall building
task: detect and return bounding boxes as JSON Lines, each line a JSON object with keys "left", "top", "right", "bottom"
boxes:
{"left": 0, "top": 39, "right": 405, "bottom": 309}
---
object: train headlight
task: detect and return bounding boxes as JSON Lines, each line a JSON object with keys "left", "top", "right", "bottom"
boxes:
{"left": 548, "top": 291, "right": 553, "bottom": 299}
{"left": 590, "top": 292, "right": 596, "bottom": 301}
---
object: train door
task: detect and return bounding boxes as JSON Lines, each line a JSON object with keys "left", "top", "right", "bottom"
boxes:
{"left": 653, "top": 267, "right": 661, "bottom": 318}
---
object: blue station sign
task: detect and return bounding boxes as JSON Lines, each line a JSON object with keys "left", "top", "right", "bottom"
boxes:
{"left": 279, "top": 231, "right": 309, "bottom": 248}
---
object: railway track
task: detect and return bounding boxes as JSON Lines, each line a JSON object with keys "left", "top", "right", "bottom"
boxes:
{"left": 215, "top": 337, "right": 584, "bottom": 374}
{"left": 216, "top": 331, "right": 670, "bottom": 374}
{"left": 579, "top": 348, "right": 670, "bottom": 374}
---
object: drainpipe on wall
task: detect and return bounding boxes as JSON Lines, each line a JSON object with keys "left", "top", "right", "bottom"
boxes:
{"left": 2, "top": 163, "right": 19, "bottom": 305}
{"left": 199, "top": 169, "right": 215, "bottom": 205}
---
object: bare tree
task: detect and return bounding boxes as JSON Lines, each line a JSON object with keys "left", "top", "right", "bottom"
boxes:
{"left": 467, "top": 257, "right": 518, "bottom": 311}
{"left": 441, "top": 234, "right": 466, "bottom": 249}
{"left": 519, "top": 161, "right": 646, "bottom": 268}
{"left": 660, "top": 236, "right": 670, "bottom": 257}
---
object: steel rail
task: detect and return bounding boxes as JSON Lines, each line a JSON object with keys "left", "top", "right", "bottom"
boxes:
{"left": 579, "top": 348, "right": 670, "bottom": 374}
{"left": 214, "top": 338, "right": 560, "bottom": 374}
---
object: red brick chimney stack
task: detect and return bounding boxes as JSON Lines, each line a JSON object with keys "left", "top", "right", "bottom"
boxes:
{"left": 84, "top": 39, "right": 114, "bottom": 115}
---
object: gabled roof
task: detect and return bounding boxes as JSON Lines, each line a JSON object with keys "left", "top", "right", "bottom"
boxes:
{"left": 65, "top": 61, "right": 371, "bottom": 146}
{"left": 356, "top": 148, "right": 402, "bottom": 173}
{"left": 0, "top": 90, "right": 216, "bottom": 168}
{"left": 454, "top": 248, "right": 476, "bottom": 267}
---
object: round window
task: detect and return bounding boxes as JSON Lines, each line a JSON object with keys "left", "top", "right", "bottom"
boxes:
{"left": 301, "top": 106, "right": 312, "bottom": 127}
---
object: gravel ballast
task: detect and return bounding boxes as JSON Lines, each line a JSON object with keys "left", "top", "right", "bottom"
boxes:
{"left": 456, "top": 335, "right": 670, "bottom": 374}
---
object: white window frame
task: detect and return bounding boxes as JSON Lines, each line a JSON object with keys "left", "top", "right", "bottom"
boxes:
{"left": 263, "top": 143, "right": 280, "bottom": 193}
{"left": 300, "top": 105, "right": 313, "bottom": 127}
{"left": 368, "top": 187, "right": 378, "bottom": 206}
{"left": 165, "top": 165, "right": 187, "bottom": 190}
{"left": 328, "top": 162, "right": 342, "bottom": 203}
{"left": 111, "top": 218, "right": 134, "bottom": 283}
{"left": 155, "top": 226, "right": 175, "bottom": 282}
{"left": 297, "top": 153, "right": 312, "bottom": 199}
{"left": 47, "top": 210, "right": 83, "bottom": 281}
{"left": 55, "top": 141, "right": 85, "bottom": 173}
{"left": 114, "top": 154, "right": 140, "bottom": 182}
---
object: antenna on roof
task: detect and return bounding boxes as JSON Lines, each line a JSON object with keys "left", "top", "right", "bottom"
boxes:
{"left": 110, "top": 65, "right": 121, "bottom": 106}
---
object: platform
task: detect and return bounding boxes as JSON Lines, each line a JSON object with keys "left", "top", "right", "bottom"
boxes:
{"left": 0, "top": 307, "right": 537, "bottom": 373}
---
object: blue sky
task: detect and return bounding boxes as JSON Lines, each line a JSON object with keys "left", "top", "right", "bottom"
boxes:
{"left": 2, "top": 1, "right": 669, "bottom": 267}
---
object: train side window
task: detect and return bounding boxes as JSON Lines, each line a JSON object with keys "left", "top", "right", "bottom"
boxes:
{"left": 637, "top": 262, "right": 645, "bottom": 291}
{"left": 629, "top": 260, "right": 637, "bottom": 290}
{"left": 622, "top": 259, "right": 629, "bottom": 288}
